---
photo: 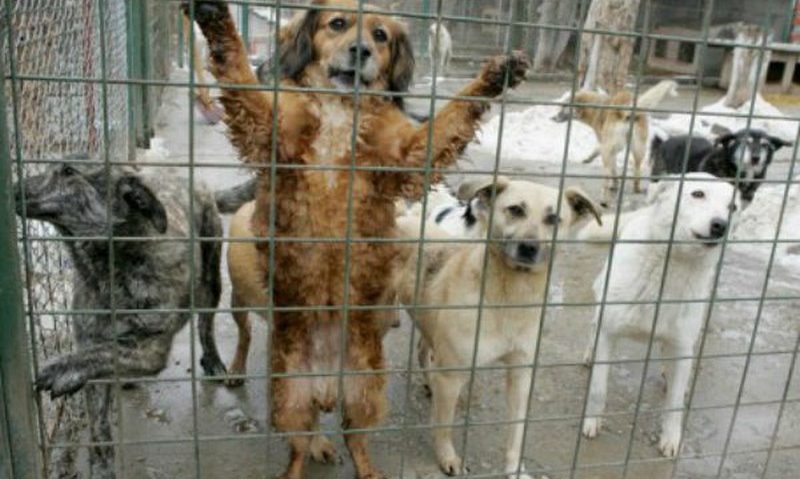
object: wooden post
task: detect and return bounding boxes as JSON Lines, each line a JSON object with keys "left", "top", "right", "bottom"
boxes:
{"left": 578, "top": 0, "right": 642, "bottom": 92}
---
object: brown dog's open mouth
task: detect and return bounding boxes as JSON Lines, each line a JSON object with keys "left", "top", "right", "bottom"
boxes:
{"left": 328, "top": 68, "right": 371, "bottom": 88}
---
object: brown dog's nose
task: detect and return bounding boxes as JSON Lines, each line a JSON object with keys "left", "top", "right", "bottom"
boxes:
{"left": 349, "top": 43, "right": 372, "bottom": 63}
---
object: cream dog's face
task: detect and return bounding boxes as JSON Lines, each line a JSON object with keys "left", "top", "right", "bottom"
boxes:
{"left": 459, "top": 177, "right": 602, "bottom": 271}
{"left": 278, "top": 0, "right": 414, "bottom": 94}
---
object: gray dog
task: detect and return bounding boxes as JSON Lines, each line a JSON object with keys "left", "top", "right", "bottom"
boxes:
{"left": 14, "top": 162, "right": 229, "bottom": 478}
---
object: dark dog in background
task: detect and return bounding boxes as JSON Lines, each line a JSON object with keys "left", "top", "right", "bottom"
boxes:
{"left": 14, "top": 162, "right": 228, "bottom": 478}
{"left": 650, "top": 129, "right": 791, "bottom": 203}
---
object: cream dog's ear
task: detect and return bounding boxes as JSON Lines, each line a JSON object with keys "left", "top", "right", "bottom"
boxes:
{"left": 456, "top": 175, "right": 510, "bottom": 205}
{"left": 564, "top": 187, "right": 603, "bottom": 226}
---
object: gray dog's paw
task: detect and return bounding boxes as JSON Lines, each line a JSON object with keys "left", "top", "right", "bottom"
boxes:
{"left": 36, "top": 361, "right": 89, "bottom": 398}
{"left": 200, "top": 354, "right": 228, "bottom": 380}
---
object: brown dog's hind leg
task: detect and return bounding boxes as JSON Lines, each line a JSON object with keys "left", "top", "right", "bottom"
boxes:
{"left": 273, "top": 374, "right": 316, "bottom": 479}
{"left": 342, "top": 335, "right": 388, "bottom": 479}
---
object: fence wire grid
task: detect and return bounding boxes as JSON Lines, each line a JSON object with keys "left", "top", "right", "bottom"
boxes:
{"left": 2, "top": 0, "right": 799, "bottom": 478}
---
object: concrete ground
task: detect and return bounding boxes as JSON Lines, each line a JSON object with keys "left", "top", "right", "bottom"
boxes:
{"left": 107, "top": 69, "right": 800, "bottom": 479}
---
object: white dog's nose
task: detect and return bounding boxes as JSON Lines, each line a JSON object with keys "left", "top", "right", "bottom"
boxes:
{"left": 709, "top": 218, "right": 728, "bottom": 238}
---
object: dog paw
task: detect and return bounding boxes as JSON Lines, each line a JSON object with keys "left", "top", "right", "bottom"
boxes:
{"left": 36, "top": 361, "right": 89, "bottom": 398}
{"left": 181, "top": 0, "right": 231, "bottom": 27}
{"left": 658, "top": 431, "right": 681, "bottom": 458}
{"left": 200, "top": 354, "right": 228, "bottom": 380}
{"left": 223, "top": 366, "right": 245, "bottom": 388}
{"left": 582, "top": 417, "right": 601, "bottom": 438}
{"left": 480, "top": 51, "right": 530, "bottom": 96}
{"left": 505, "top": 464, "right": 534, "bottom": 479}
{"left": 439, "top": 455, "right": 468, "bottom": 476}
{"left": 310, "top": 435, "right": 341, "bottom": 465}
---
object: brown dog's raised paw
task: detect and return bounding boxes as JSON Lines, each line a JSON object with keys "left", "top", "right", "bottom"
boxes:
{"left": 480, "top": 51, "right": 530, "bottom": 96}
{"left": 181, "top": 0, "right": 231, "bottom": 27}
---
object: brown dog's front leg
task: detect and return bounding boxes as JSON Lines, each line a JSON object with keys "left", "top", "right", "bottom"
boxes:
{"left": 183, "top": 0, "right": 278, "bottom": 165}
{"left": 406, "top": 52, "right": 530, "bottom": 176}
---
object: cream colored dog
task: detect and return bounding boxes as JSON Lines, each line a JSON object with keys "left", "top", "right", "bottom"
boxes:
{"left": 392, "top": 177, "right": 602, "bottom": 479}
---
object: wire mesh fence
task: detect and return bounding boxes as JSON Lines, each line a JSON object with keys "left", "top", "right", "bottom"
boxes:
{"left": 1, "top": 0, "right": 799, "bottom": 478}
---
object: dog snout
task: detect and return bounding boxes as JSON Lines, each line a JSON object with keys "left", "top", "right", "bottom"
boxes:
{"left": 709, "top": 217, "right": 728, "bottom": 239}
{"left": 348, "top": 42, "right": 372, "bottom": 64}
{"left": 516, "top": 241, "right": 539, "bottom": 262}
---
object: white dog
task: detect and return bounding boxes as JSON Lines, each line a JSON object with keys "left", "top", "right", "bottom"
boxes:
{"left": 393, "top": 177, "right": 602, "bottom": 478}
{"left": 578, "top": 172, "right": 738, "bottom": 457}
{"left": 428, "top": 22, "right": 452, "bottom": 76}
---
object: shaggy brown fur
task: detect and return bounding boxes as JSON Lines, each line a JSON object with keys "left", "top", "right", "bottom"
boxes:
{"left": 186, "top": 1, "right": 528, "bottom": 478}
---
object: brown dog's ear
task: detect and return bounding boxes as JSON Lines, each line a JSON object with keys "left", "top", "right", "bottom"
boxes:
{"left": 388, "top": 22, "right": 415, "bottom": 106}
{"left": 564, "top": 187, "right": 602, "bottom": 226}
{"left": 457, "top": 176, "right": 511, "bottom": 205}
{"left": 278, "top": 5, "right": 320, "bottom": 80}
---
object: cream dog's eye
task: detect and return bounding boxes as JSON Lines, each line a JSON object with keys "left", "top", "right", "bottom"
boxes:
{"left": 691, "top": 190, "right": 705, "bottom": 199}
{"left": 507, "top": 205, "right": 525, "bottom": 218}
{"left": 373, "top": 28, "right": 388, "bottom": 43}
{"left": 329, "top": 17, "right": 347, "bottom": 31}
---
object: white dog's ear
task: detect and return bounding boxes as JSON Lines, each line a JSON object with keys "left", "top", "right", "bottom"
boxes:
{"left": 457, "top": 176, "right": 510, "bottom": 205}
{"left": 564, "top": 187, "right": 602, "bottom": 226}
{"left": 646, "top": 179, "right": 674, "bottom": 205}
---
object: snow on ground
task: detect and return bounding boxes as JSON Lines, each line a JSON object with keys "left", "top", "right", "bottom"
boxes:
{"left": 732, "top": 176, "right": 800, "bottom": 269}
{"left": 469, "top": 103, "right": 597, "bottom": 163}
{"left": 653, "top": 95, "right": 800, "bottom": 141}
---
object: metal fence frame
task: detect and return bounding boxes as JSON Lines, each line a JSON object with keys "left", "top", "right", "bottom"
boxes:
{"left": 2, "top": 0, "right": 799, "bottom": 477}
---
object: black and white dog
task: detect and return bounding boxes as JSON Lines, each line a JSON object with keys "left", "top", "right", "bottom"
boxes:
{"left": 14, "top": 162, "right": 229, "bottom": 478}
{"left": 650, "top": 129, "right": 791, "bottom": 204}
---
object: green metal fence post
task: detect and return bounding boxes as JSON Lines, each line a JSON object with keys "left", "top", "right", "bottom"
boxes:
{"left": 0, "top": 57, "right": 43, "bottom": 479}
{"left": 126, "top": 0, "right": 151, "bottom": 149}
{"left": 421, "top": 0, "right": 430, "bottom": 58}
{"left": 240, "top": 4, "right": 250, "bottom": 50}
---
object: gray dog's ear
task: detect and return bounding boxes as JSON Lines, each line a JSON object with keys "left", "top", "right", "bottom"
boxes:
{"left": 117, "top": 176, "right": 168, "bottom": 234}
{"left": 564, "top": 187, "right": 602, "bottom": 226}
{"left": 457, "top": 176, "right": 511, "bottom": 205}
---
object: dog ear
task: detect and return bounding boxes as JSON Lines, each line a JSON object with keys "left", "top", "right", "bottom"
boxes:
{"left": 278, "top": 4, "right": 320, "bottom": 80}
{"left": 768, "top": 135, "right": 792, "bottom": 150}
{"left": 713, "top": 132, "right": 738, "bottom": 149}
{"left": 564, "top": 187, "right": 602, "bottom": 226}
{"left": 457, "top": 176, "right": 510, "bottom": 205}
{"left": 646, "top": 177, "right": 675, "bottom": 205}
{"left": 117, "top": 176, "right": 168, "bottom": 234}
{"left": 388, "top": 23, "right": 415, "bottom": 97}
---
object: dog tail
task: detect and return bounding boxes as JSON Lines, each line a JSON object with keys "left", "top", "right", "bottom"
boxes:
{"left": 214, "top": 178, "right": 257, "bottom": 214}
{"left": 576, "top": 211, "right": 636, "bottom": 242}
{"left": 637, "top": 79, "right": 678, "bottom": 110}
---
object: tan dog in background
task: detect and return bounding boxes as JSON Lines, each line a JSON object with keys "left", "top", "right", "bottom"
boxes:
{"left": 392, "top": 177, "right": 602, "bottom": 479}
{"left": 552, "top": 80, "right": 678, "bottom": 203}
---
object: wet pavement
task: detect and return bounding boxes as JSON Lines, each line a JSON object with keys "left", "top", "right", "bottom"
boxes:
{"left": 109, "top": 69, "right": 800, "bottom": 479}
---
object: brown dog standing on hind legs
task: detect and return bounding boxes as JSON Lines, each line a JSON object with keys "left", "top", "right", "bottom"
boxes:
{"left": 185, "top": 1, "right": 529, "bottom": 478}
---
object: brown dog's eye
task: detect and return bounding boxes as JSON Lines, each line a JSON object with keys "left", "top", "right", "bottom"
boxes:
{"left": 507, "top": 205, "right": 525, "bottom": 218}
{"left": 373, "top": 28, "right": 388, "bottom": 43}
{"left": 691, "top": 190, "right": 705, "bottom": 199}
{"left": 544, "top": 213, "right": 561, "bottom": 225}
{"left": 329, "top": 17, "right": 347, "bottom": 31}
